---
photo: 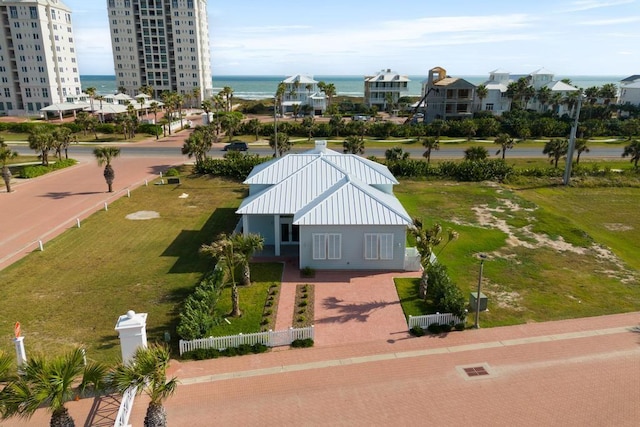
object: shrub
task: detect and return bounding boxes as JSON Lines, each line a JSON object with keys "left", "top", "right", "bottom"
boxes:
{"left": 410, "top": 325, "right": 425, "bottom": 336}
{"left": 454, "top": 323, "right": 466, "bottom": 331}
{"left": 440, "top": 323, "right": 453, "bottom": 333}
{"left": 427, "top": 323, "right": 442, "bottom": 334}
{"left": 301, "top": 266, "right": 315, "bottom": 278}
{"left": 291, "top": 338, "right": 314, "bottom": 348}
{"left": 176, "top": 270, "right": 224, "bottom": 340}
{"left": 164, "top": 167, "right": 180, "bottom": 177}
{"left": 196, "top": 154, "right": 270, "bottom": 179}
{"left": 21, "top": 159, "right": 76, "bottom": 178}
{"left": 298, "top": 301, "right": 307, "bottom": 308}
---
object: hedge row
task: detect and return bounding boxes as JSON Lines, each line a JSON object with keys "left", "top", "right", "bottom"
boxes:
{"left": 20, "top": 159, "right": 77, "bottom": 178}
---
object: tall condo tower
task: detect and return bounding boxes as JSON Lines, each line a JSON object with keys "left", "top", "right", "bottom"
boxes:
{"left": 0, "top": 0, "right": 81, "bottom": 116}
{"left": 106, "top": 0, "right": 213, "bottom": 101}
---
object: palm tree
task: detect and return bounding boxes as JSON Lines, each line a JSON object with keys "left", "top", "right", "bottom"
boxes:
{"left": 574, "top": 138, "right": 590, "bottom": 164}
{"left": 329, "top": 114, "right": 345, "bottom": 137}
{"left": 536, "top": 87, "right": 552, "bottom": 113}
{"left": 421, "top": 136, "right": 439, "bottom": 164}
{"left": 52, "top": 127, "right": 72, "bottom": 160}
{"left": 1, "top": 139, "right": 18, "bottom": 193}
{"left": 460, "top": 119, "right": 477, "bottom": 141}
{"left": 109, "top": 344, "right": 177, "bottom": 427}
{"left": 85, "top": 86, "right": 97, "bottom": 113}
{"left": 494, "top": 133, "right": 515, "bottom": 159}
{"left": 200, "top": 233, "right": 264, "bottom": 317}
{"left": 343, "top": 135, "right": 365, "bottom": 154}
{"left": 221, "top": 86, "right": 234, "bottom": 112}
{"left": 234, "top": 233, "right": 264, "bottom": 286}
{"left": 385, "top": 146, "right": 409, "bottom": 162}
{"left": 245, "top": 118, "right": 261, "bottom": 141}
{"left": 409, "top": 218, "right": 458, "bottom": 299}
{"left": 599, "top": 83, "right": 618, "bottom": 105}
{"left": 0, "top": 348, "right": 107, "bottom": 427}
{"left": 475, "top": 84, "right": 488, "bottom": 111}
{"left": 301, "top": 116, "right": 315, "bottom": 141}
{"left": 429, "top": 119, "right": 448, "bottom": 141}
{"left": 118, "top": 86, "right": 127, "bottom": 94}
{"left": 543, "top": 138, "right": 568, "bottom": 168}
{"left": 622, "top": 139, "right": 640, "bottom": 168}
{"left": 464, "top": 146, "right": 489, "bottom": 161}
{"left": 149, "top": 101, "right": 160, "bottom": 139}
{"left": 269, "top": 132, "right": 291, "bottom": 157}
{"left": 192, "top": 87, "right": 201, "bottom": 108}
{"left": 182, "top": 126, "right": 215, "bottom": 167}
{"left": 27, "top": 127, "right": 53, "bottom": 166}
{"left": 93, "top": 146, "right": 121, "bottom": 192}
{"left": 323, "top": 83, "right": 336, "bottom": 107}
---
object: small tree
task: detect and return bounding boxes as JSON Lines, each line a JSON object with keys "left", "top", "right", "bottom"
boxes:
{"left": 574, "top": 138, "right": 590, "bottom": 164}
{"left": 343, "top": 135, "right": 365, "bottom": 154}
{"left": 421, "top": 136, "right": 439, "bottom": 164}
{"left": 543, "top": 138, "right": 568, "bottom": 168}
{"left": 622, "top": 139, "right": 640, "bottom": 168}
{"left": 0, "top": 348, "right": 107, "bottom": 427}
{"left": 109, "top": 344, "right": 177, "bottom": 427}
{"left": 385, "top": 146, "right": 409, "bottom": 162}
{"left": 464, "top": 146, "right": 489, "bottom": 161}
{"left": 200, "top": 233, "right": 264, "bottom": 317}
{"left": 93, "top": 146, "right": 121, "bottom": 192}
{"left": 494, "top": 133, "right": 515, "bottom": 160}
{"left": 1, "top": 139, "right": 18, "bottom": 193}
{"left": 269, "top": 132, "right": 291, "bottom": 157}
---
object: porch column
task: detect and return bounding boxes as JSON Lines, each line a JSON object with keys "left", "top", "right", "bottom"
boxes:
{"left": 274, "top": 215, "right": 281, "bottom": 256}
{"left": 242, "top": 215, "right": 249, "bottom": 236}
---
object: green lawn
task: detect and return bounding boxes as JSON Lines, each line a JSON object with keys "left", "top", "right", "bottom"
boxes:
{"left": 2, "top": 171, "right": 639, "bottom": 362}
{"left": 0, "top": 174, "right": 245, "bottom": 362}
{"left": 396, "top": 180, "right": 640, "bottom": 327}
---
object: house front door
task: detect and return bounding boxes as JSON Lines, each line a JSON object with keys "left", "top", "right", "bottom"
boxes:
{"left": 280, "top": 217, "right": 299, "bottom": 244}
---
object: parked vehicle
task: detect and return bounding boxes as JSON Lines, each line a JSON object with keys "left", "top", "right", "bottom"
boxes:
{"left": 223, "top": 141, "right": 248, "bottom": 151}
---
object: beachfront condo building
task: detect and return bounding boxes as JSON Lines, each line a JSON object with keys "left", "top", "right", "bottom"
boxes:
{"left": 0, "top": 0, "right": 81, "bottom": 116}
{"left": 107, "top": 0, "right": 213, "bottom": 102}
{"left": 364, "top": 69, "right": 410, "bottom": 112}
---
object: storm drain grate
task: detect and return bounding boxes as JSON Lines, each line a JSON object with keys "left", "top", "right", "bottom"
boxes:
{"left": 456, "top": 363, "right": 493, "bottom": 380}
{"left": 463, "top": 366, "right": 489, "bottom": 377}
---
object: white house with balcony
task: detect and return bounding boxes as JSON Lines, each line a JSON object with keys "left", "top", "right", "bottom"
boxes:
{"left": 475, "top": 69, "right": 512, "bottom": 116}
{"left": 364, "top": 69, "right": 410, "bottom": 111}
{"left": 618, "top": 75, "right": 640, "bottom": 107}
{"left": 280, "top": 75, "right": 327, "bottom": 116}
{"left": 236, "top": 140, "right": 419, "bottom": 271}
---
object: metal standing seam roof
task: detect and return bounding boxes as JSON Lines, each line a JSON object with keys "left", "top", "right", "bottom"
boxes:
{"left": 544, "top": 81, "right": 579, "bottom": 92}
{"left": 293, "top": 175, "right": 412, "bottom": 226}
{"left": 237, "top": 157, "right": 348, "bottom": 215}
{"left": 244, "top": 153, "right": 397, "bottom": 185}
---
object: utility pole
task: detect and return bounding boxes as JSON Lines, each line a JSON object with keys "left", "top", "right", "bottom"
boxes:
{"left": 563, "top": 91, "right": 584, "bottom": 186}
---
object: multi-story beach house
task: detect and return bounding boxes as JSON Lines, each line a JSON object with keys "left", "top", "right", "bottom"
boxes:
{"left": 618, "top": 75, "right": 640, "bottom": 107}
{"left": 279, "top": 74, "right": 327, "bottom": 116}
{"left": 364, "top": 69, "right": 410, "bottom": 111}
{"left": 0, "top": 0, "right": 82, "bottom": 116}
{"left": 106, "top": 0, "right": 213, "bottom": 101}
{"left": 475, "top": 69, "right": 512, "bottom": 116}
{"left": 421, "top": 66, "right": 475, "bottom": 123}
{"left": 526, "top": 68, "right": 579, "bottom": 116}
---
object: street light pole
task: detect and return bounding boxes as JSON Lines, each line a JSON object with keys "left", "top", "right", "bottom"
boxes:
{"left": 273, "top": 96, "right": 278, "bottom": 158}
{"left": 474, "top": 254, "right": 487, "bottom": 329}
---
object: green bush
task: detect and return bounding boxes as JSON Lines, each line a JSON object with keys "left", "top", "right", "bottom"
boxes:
{"left": 176, "top": 270, "right": 224, "bottom": 340}
{"left": 181, "top": 342, "right": 269, "bottom": 360}
{"left": 301, "top": 267, "right": 315, "bottom": 278}
{"left": 21, "top": 159, "right": 76, "bottom": 178}
{"left": 196, "top": 154, "right": 270, "bottom": 180}
{"left": 410, "top": 325, "right": 425, "bottom": 336}
{"left": 454, "top": 323, "right": 466, "bottom": 331}
{"left": 164, "top": 167, "right": 180, "bottom": 177}
{"left": 290, "top": 338, "right": 314, "bottom": 348}
{"left": 427, "top": 323, "right": 442, "bottom": 334}
{"left": 440, "top": 323, "right": 453, "bottom": 333}
{"left": 95, "top": 123, "right": 116, "bottom": 134}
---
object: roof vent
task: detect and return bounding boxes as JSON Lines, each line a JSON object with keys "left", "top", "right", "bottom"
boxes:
{"left": 315, "top": 140, "right": 327, "bottom": 152}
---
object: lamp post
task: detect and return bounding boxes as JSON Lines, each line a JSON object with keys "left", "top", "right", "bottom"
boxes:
{"left": 273, "top": 96, "right": 278, "bottom": 158}
{"left": 473, "top": 253, "right": 487, "bottom": 329}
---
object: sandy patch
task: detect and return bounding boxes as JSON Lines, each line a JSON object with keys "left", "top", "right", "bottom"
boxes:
{"left": 603, "top": 223, "right": 633, "bottom": 232}
{"left": 126, "top": 211, "right": 160, "bottom": 220}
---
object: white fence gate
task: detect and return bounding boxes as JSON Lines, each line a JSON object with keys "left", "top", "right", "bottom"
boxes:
{"left": 179, "top": 326, "right": 314, "bottom": 355}
{"left": 113, "top": 386, "right": 137, "bottom": 427}
{"left": 408, "top": 313, "right": 463, "bottom": 330}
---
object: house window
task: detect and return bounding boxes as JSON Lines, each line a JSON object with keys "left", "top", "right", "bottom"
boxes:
{"left": 312, "top": 234, "right": 341, "bottom": 260}
{"left": 364, "top": 234, "right": 394, "bottom": 260}
{"left": 485, "top": 103, "right": 494, "bottom": 111}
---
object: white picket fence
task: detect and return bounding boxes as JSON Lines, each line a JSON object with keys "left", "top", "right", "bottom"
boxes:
{"left": 113, "top": 385, "right": 137, "bottom": 427}
{"left": 179, "top": 326, "right": 314, "bottom": 355}
{"left": 408, "top": 313, "right": 463, "bottom": 330}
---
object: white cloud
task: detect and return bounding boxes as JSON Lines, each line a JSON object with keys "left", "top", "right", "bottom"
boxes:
{"left": 564, "top": 0, "right": 635, "bottom": 12}
{"left": 579, "top": 16, "right": 640, "bottom": 25}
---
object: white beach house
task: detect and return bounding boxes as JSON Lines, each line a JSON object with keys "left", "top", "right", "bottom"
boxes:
{"left": 618, "top": 75, "right": 640, "bottom": 107}
{"left": 280, "top": 75, "right": 327, "bottom": 116}
{"left": 236, "top": 141, "right": 418, "bottom": 271}
{"left": 364, "top": 69, "right": 410, "bottom": 111}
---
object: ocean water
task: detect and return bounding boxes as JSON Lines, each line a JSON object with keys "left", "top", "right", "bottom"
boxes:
{"left": 81, "top": 75, "right": 626, "bottom": 100}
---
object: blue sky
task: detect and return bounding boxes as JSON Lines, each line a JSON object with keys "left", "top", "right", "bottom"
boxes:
{"left": 66, "top": 0, "right": 638, "bottom": 76}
